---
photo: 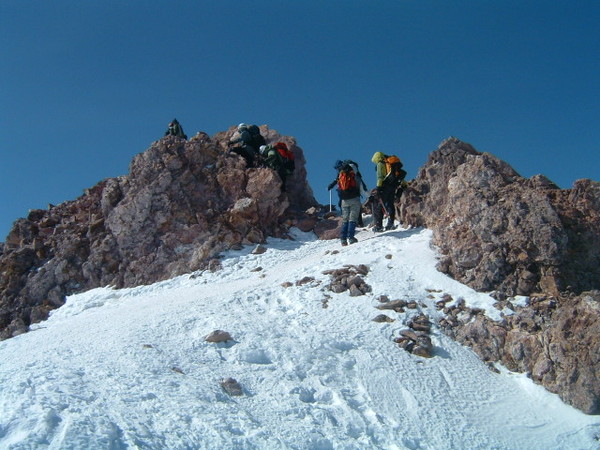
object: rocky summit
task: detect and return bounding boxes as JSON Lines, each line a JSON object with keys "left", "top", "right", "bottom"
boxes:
{"left": 0, "top": 126, "right": 317, "bottom": 339}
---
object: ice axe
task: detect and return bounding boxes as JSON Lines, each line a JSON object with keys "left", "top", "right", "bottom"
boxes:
{"left": 378, "top": 196, "right": 389, "bottom": 217}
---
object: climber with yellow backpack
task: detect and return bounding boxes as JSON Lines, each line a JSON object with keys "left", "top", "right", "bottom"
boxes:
{"left": 371, "top": 152, "right": 407, "bottom": 231}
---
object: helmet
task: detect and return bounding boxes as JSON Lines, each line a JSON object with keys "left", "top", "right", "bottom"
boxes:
{"left": 238, "top": 123, "right": 248, "bottom": 131}
{"left": 334, "top": 160, "right": 344, "bottom": 170}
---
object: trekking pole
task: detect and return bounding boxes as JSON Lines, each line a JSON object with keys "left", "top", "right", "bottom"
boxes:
{"left": 329, "top": 189, "right": 332, "bottom": 212}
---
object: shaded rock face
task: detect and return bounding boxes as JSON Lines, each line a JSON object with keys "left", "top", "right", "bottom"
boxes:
{"left": 0, "top": 126, "right": 317, "bottom": 339}
{"left": 440, "top": 291, "right": 600, "bottom": 415}
{"left": 399, "top": 137, "right": 600, "bottom": 297}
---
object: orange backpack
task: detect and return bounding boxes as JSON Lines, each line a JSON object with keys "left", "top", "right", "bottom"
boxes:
{"left": 338, "top": 166, "right": 358, "bottom": 192}
{"left": 384, "top": 155, "right": 406, "bottom": 183}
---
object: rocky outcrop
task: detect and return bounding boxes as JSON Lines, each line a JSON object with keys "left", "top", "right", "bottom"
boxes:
{"left": 399, "top": 137, "right": 600, "bottom": 414}
{"left": 439, "top": 291, "right": 600, "bottom": 415}
{"left": 0, "top": 126, "right": 317, "bottom": 339}
{"left": 399, "top": 137, "right": 600, "bottom": 297}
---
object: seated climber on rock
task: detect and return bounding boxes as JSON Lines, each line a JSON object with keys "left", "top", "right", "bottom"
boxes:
{"left": 228, "top": 123, "right": 266, "bottom": 168}
{"left": 260, "top": 142, "right": 295, "bottom": 192}
{"left": 164, "top": 118, "right": 187, "bottom": 140}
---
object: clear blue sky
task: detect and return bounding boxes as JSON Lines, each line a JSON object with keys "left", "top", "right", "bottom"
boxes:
{"left": 1, "top": 1, "right": 598, "bottom": 240}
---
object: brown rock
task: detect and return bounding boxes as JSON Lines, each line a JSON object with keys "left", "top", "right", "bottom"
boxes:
{"left": 205, "top": 330, "right": 233, "bottom": 343}
{"left": 220, "top": 377, "right": 243, "bottom": 396}
{"left": 373, "top": 314, "right": 394, "bottom": 323}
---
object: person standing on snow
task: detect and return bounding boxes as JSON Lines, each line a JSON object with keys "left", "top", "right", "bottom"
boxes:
{"left": 365, "top": 188, "right": 386, "bottom": 232}
{"left": 328, "top": 160, "right": 361, "bottom": 246}
{"left": 328, "top": 160, "right": 367, "bottom": 227}
{"left": 371, "top": 151, "right": 405, "bottom": 231}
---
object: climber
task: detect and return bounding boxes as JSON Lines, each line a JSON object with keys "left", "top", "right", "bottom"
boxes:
{"left": 371, "top": 152, "right": 406, "bottom": 231}
{"left": 328, "top": 160, "right": 367, "bottom": 226}
{"left": 365, "top": 188, "right": 387, "bottom": 232}
{"left": 228, "top": 123, "right": 266, "bottom": 168}
{"left": 164, "top": 119, "right": 187, "bottom": 139}
{"left": 327, "top": 160, "right": 361, "bottom": 246}
{"left": 260, "top": 142, "right": 294, "bottom": 192}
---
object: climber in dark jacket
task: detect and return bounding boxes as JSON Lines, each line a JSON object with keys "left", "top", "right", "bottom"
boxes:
{"left": 372, "top": 151, "right": 400, "bottom": 230}
{"left": 164, "top": 119, "right": 187, "bottom": 139}
{"left": 229, "top": 123, "right": 265, "bottom": 168}
{"left": 366, "top": 188, "right": 386, "bottom": 232}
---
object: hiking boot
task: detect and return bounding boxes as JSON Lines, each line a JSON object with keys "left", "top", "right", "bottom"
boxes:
{"left": 348, "top": 237, "right": 358, "bottom": 244}
{"left": 341, "top": 239, "right": 348, "bottom": 246}
{"left": 372, "top": 226, "right": 383, "bottom": 232}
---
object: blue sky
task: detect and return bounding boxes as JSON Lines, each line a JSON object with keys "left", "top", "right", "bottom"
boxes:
{"left": 1, "top": 1, "right": 598, "bottom": 240}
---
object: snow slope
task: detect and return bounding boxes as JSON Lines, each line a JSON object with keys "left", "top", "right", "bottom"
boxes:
{"left": 1, "top": 228, "right": 599, "bottom": 449}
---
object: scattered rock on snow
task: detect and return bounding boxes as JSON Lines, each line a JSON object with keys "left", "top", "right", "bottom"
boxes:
{"left": 323, "top": 265, "right": 372, "bottom": 296}
{"left": 376, "top": 299, "right": 407, "bottom": 313}
{"left": 372, "top": 314, "right": 394, "bottom": 323}
{"left": 409, "top": 314, "right": 431, "bottom": 333}
{"left": 395, "top": 314, "right": 434, "bottom": 358}
{"left": 220, "top": 377, "right": 243, "bottom": 396}
{"left": 205, "top": 330, "right": 233, "bottom": 343}
{"left": 296, "top": 276, "right": 315, "bottom": 286}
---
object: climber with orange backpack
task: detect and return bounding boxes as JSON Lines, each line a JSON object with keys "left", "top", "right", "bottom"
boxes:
{"left": 327, "top": 160, "right": 361, "bottom": 246}
{"left": 371, "top": 152, "right": 407, "bottom": 231}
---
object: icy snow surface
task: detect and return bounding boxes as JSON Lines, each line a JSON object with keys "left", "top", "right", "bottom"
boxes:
{"left": 1, "top": 228, "right": 599, "bottom": 449}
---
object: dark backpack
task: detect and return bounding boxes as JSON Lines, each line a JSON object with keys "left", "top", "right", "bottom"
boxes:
{"left": 248, "top": 125, "right": 266, "bottom": 148}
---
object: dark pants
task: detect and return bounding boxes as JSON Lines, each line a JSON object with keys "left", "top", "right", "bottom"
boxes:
{"left": 231, "top": 145, "right": 257, "bottom": 167}
{"left": 381, "top": 184, "right": 396, "bottom": 227}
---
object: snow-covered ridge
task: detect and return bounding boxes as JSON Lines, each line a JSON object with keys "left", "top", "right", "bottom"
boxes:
{"left": 1, "top": 228, "right": 598, "bottom": 449}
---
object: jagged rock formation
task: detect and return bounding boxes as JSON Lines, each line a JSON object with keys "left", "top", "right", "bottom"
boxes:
{"left": 399, "top": 137, "right": 600, "bottom": 414}
{"left": 0, "top": 126, "right": 317, "bottom": 339}
{"left": 399, "top": 137, "right": 600, "bottom": 297}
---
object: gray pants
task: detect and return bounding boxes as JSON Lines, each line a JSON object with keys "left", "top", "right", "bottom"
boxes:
{"left": 341, "top": 197, "right": 361, "bottom": 223}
